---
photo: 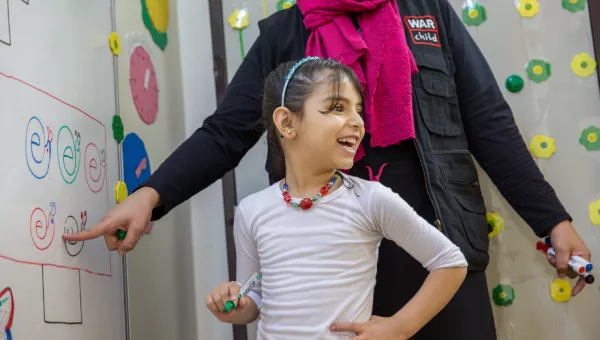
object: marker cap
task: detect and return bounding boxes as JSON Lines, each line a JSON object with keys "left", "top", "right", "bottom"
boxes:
{"left": 116, "top": 230, "right": 127, "bottom": 240}
{"left": 223, "top": 300, "right": 236, "bottom": 313}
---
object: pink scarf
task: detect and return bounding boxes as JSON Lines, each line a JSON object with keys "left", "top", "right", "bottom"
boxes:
{"left": 297, "top": 0, "right": 418, "bottom": 161}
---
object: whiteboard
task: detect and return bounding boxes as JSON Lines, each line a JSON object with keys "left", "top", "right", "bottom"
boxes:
{"left": 0, "top": 1, "right": 126, "bottom": 339}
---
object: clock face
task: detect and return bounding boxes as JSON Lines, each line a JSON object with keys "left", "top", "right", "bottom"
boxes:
{"left": 129, "top": 45, "right": 159, "bottom": 124}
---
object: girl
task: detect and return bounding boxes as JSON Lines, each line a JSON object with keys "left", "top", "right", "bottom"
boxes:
{"left": 205, "top": 57, "right": 468, "bottom": 340}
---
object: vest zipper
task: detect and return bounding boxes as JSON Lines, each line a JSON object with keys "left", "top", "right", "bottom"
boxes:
{"left": 412, "top": 139, "right": 443, "bottom": 232}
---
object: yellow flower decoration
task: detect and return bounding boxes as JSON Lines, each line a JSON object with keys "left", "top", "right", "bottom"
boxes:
{"left": 589, "top": 199, "right": 600, "bottom": 225}
{"left": 550, "top": 279, "right": 571, "bottom": 302}
{"left": 228, "top": 9, "right": 249, "bottom": 30}
{"left": 487, "top": 212, "right": 505, "bottom": 238}
{"left": 115, "top": 181, "right": 129, "bottom": 203}
{"left": 529, "top": 135, "right": 556, "bottom": 159}
{"left": 571, "top": 52, "right": 597, "bottom": 78}
{"left": 518, "top": 0, "right": 540, "bottom": 18}
{"left": 109, "top": 32, "right": 120, "bottom": 55}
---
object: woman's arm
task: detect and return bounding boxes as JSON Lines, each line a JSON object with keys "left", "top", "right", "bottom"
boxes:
{"left": 140, "top": 35, "right": 268, "bottom": 220}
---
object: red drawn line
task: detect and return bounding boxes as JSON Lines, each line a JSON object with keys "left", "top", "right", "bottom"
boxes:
{"left": 0, "top": 253, "right": 112, "bottom": 277}
{"left": 0, "top": 71, "right": 105, "bottom": 127}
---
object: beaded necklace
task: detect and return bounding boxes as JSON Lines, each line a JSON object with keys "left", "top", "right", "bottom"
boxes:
{"left": 282, "top": 172, "right": 340, "bottom": 210}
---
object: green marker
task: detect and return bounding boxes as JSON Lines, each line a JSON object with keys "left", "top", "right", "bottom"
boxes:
{"left": 223, "top": 272, "right": 261, "bottom": 313}
{"left": 116, "top": 230, "right": 127, "bottom": 240}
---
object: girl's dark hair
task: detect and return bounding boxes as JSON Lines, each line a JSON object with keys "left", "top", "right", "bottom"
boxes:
{"left": 262, "top": 58, "right": 365, "bottom": 182}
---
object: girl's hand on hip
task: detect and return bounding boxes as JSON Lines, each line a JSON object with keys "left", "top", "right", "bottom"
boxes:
{"left": 330, "top": 316, "right": 408, "bottom": 340}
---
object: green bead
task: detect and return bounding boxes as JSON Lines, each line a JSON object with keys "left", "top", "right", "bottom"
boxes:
{"left": 505, "top": 74, "right": 524, "bottom": 93}
{"left": 292, "top": 202, "right": 300, "bottom": 208}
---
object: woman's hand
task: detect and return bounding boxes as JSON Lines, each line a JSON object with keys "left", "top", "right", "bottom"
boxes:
{"left": 330, "top": 316, "right": 408, "bottom": 340}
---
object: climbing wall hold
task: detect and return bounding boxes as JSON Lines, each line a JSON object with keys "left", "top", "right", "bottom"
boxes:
{"left": 562, "top": 0, "right": 586, "bottom": 13}
{"left": 492, "top": 284, "right": 515, "bottom": 306}
{"left": 529, "top": 135, "right": 556, "bottom": 159}
{"left": 487, "top": 212, "right": 505, "bottom": 238}
{"left": 526, "top": 59, "right": 552, "bottom": 83}
{"left": 109, "top": 32, "right": 121, "bottom": 55}
{"left": 579, "top": 126, "right": 600, "bottom": 151}
{"left": 462, "top": 3, "right": 487, "bottom": 26}
{"left": 588, "top": 199, "right": 600, "bottom": 226}
{"left": 277, "top": 0, "right": 296, "bottom": 11}
{"left": 571, "top": 52, "right": 597, "bottom": 78}
{"left": 517, "top": 0, "right": 540, "bottom": 18}
{"left": 550, "top": 279, "right": 571, "bottom": 302}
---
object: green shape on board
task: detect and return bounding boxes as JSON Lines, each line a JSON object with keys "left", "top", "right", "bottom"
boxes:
{"left": 141, "top": 0, "right": 168, "bottom": 51}
{"left": 505, "top": 74, "right": 524, "bottom": 93}
{"left": 526, "top": 59, "right": 552, "bottom": 83}
{"left": 462, "top": 4, "right": 487, "bottom": 26}
{"left": 578, "top": 125, "right": 600, "bottom": 151}
{"left": 492, "top": 284, "right": 515, "bottom": 307}
{"left": 112, "top": 115, "right": 125, "bottom": 143}
{"left": 562, "top": 0, "right": 586, "bottom": 13}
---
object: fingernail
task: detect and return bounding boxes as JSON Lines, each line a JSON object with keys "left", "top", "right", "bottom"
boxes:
{"left": 118, "top": 251, "right": 124, "bottom": 256}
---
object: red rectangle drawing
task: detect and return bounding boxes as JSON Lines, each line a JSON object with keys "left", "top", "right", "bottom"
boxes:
{"left": 0, "top": 72, "right": 112, "bottom": 277}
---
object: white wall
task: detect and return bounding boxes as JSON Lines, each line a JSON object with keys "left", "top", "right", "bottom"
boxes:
{"left": 116, "top": 0, "right": 231, "bottom": 339}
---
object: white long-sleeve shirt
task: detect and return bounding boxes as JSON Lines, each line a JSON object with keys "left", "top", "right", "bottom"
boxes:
{"left": 234, "top": 175, "right": 467, "bottom": 339}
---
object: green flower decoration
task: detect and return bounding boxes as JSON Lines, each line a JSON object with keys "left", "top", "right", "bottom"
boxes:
{"left": 526, "top": 59, "right": 552, "bottom": 83}
{"left": 277, "top": 0, "right": 296, "bottom": 11}
{"left": 579, "top": 125, "right": 600, "bottom": 151}
{"left": 112, "top": 115, "right": 124, "bottom": 143}
{"left": 462, "top": 4, "right": 487, "bottom": 26}
{"left": 562, "top": 0, "right": 586, "bottom": 13}
{"left": 492, "top": 284, "right": 515, "bottom": 307}
{"left": 141, "top": 0, "right": 168, "bottom": 51}
{"left": 505, "top": 74, "right": 524, "bottom": 93}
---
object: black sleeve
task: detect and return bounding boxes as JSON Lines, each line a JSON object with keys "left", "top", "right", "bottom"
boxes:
{"left": 439, "top": 0, "right": 571, "bottom": 237}
{"left": 140, "top": 35, "right": 267, "bottom": 220}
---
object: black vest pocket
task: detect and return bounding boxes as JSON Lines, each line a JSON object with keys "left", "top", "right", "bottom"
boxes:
{"left": 414, "top": 53, "right": 462, "bottom": 137}
{"left": 447, "top": 179, "right": 489, "bottom": 252}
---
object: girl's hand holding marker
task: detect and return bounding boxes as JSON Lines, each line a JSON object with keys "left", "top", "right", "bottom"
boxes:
{"left": 205, "top": 273, "right": 261, "bottom": 324}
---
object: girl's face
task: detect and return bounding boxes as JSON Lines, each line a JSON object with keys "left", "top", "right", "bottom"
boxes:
{"left": 285, "top": 75, "right": 365, "bottom": 171}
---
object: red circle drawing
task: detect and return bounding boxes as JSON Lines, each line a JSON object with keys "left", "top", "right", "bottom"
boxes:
{"left": 84, "top": 143, "right": 106, "bottom": 193}
{"left": 30, "top": 207, "right": 55, "bottom": 251}
{"left": 129, "top": 45, "right": 159, "bottom": 124}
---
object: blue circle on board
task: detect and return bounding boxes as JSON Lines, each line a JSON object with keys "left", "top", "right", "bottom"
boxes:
{"left": 122, "top": 133, "right": 152, "bottom": 195}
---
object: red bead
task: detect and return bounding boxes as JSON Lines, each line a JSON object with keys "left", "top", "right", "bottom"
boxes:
{"left": 319, "top": 187, "right": 328, "bottom": 196}
{"left": 299, "top": 198, "right": 313, "bottom": 210}
{"left": 284, "top": 195, "right": 292, "bottom": 203}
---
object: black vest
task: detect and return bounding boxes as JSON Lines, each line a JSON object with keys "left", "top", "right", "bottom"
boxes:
{"left": 259, "top": 1, "right": 490, "bottom": 271}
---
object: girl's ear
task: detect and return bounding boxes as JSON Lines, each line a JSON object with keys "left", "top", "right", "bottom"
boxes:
{"left": 273, "top": 107, "right": 297, "bottom": 139}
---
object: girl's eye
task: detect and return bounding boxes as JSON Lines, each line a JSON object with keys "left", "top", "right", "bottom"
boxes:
{"left": 334, "top": 105, "right": 344, "bottom": 112}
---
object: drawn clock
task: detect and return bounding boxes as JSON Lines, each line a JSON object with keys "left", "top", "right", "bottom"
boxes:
{"left": 129, "top": 45, "right": 159, "bottom": 125}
